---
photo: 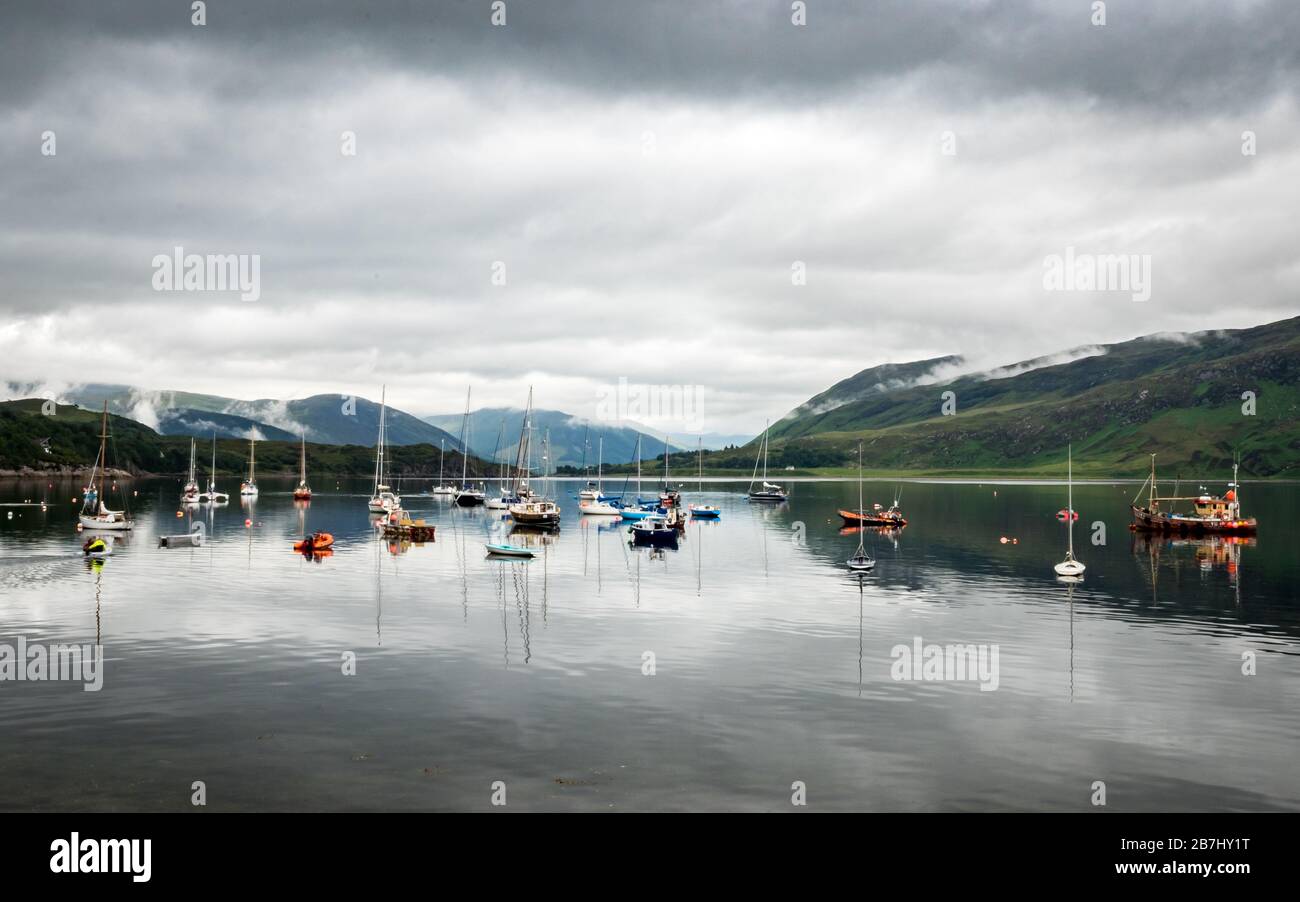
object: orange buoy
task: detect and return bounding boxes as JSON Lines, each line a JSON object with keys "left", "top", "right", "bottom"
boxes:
{"left": 245, "top": 518, "right": 253, "bottom": 528}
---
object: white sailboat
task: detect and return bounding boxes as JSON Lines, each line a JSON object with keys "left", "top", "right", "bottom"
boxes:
{"left": 485, "top": 418, "right": 517, "bottom": 509}
{"left": 200, "top": 433, "right": 229, "bottom": 502}
{"left": 239, "top": 435, "right": 259, "bottom": 497}
{"left": 1054, "top": 444, "right": 1086, "bottom": 579}
{"left": 79, "top": 403, "right": 134, "bottom": 531}
{"left": 293, "top": 431, "right": 312, "bottom": 500}
{"left": 431, "top": 438, "right": 456, "bottom": 496}
{"left": 368, "top": 386, "right": 401, "bottom": 513}
{"left": 181, "top": 438, "right": 201, "bottom": 504}
{"left": 847, "top": 441, "right": 875, "bottom": 572}
{"left": 747, "top": 420, "right": 787, "bottom": 502}
{"left": 453, "top": 387, "right": 486, "bottom": 507}
{"left": 578, "top": 428, "right": 599, "bottom": 501}
{"left": 580, "top": 436, "right": 621, "bottom": 515}
{"left": 509, "top": 391, "right": 560, "bottom": 527}
{"left": 689, "top": 437, "right": 720, "bottom": 518}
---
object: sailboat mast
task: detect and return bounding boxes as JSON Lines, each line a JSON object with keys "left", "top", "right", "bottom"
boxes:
{"left": 635, "top": 435, "right": 642, "bottom": 498}
{"left": 856, "top": 440, "right": 866, "bottom": 557}
{"left": 762, "top": 420, "right": 770, "bottom": 482}
{"left": 597, "top": 436, "right": 603, "bottom": 491}
{"left": 378, "top": 386, "right": 387, "bottom": 487}
{"left": 98, "top": 402, "right": 108, "bottom": 504}
{"left": 1149, "top": 453, "right": 1156, "bottom": 511}
{"left": 1067, "top": 444, "right": 1074, "bottom": 556}
{"left": 460, "top": 388, "right": 471, "bottom": 488}
{"left": 300, "top": 432, "right": 307, "bottom": 484}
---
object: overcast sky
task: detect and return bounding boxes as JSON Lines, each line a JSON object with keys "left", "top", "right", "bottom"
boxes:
{"left": 2, "top": 0, "right": 1297, "bottom": 435}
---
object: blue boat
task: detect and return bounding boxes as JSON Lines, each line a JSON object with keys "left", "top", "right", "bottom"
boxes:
{"left": 689, "top": 505, "right": 721, "bottom": 519}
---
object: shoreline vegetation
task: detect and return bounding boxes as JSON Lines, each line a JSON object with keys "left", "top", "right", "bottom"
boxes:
{"left": 3, "top": 396, "right": 1296, "bottom": 483}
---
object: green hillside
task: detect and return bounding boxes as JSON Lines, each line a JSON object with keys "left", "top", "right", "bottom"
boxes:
{"left": 0, "top": 400, "right": 494, "bottom": 479}
{"left": 740, "top": 316, "right": 1300, "bottom": 479}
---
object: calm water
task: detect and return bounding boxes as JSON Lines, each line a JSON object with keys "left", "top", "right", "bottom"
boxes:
{"left": 1, "top": 475, "right": 1297, "bottom": 812}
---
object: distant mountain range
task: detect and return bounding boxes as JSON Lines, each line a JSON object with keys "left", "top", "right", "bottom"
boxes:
{"left": 422, "top": 408, "right": 692, "bottom": 469}
{"left": 740, "top": 314, "right": 1300, "bottom": 477}
{"left": 0, "top": 384, "right": 461, "bottom": 449}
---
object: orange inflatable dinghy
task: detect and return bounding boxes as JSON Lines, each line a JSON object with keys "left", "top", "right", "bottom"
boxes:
{"left": 294, "top": 532, "right": 335, "bottom": 552}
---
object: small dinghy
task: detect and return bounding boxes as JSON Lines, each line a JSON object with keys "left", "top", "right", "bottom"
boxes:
{"left": 82, "top": 536, "right": 112, "bottom": 558}
{"left": 689, "top": 504, "right": 720, "bottom": 519}
{"left": 485, "top": 542, "right": 535, "bottom": 558}
{"left": 630, "top": 517, "right": 679, "bottom": 548}
{"left": 294, "top": 532, "right": 335, "bottom": 553}
{"left": 159, "top": 533, "right": 201, "bottom": 548}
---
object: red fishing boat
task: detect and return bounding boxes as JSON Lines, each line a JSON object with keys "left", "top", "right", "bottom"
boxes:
{"left": 839, "top": 501, "right": 906, "bottom": 528}
{"left": 1130, "top": 454, "right": 1256, "bottom": 536}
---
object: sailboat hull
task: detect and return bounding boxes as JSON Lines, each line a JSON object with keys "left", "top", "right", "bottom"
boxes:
{"left": 79, "top": 514, "right": 133, "bottom": 531}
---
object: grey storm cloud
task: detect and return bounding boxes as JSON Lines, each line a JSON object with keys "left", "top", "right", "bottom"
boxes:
{"left": 1, "top": 0, "right": 1298, "bottom": 433}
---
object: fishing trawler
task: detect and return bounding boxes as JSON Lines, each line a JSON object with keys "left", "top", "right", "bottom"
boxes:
{"left": 1130, "top": 455, "right": 1256, "bottom": 535}
{"left": 839, "top": 503, "right": 906, "bottom": 528}
{"left": 79, "top": 403, "right": 134, "bottom": 531}
{"left": 838, "top": 451, "right": 905, "bottom": 526}
{"left": 292, "top": 432, "right": 312, "bottom": 500}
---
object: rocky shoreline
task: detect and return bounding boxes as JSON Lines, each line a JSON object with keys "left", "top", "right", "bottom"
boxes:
{"left": 0, "top": 465, "right": 142, "bottom": 478}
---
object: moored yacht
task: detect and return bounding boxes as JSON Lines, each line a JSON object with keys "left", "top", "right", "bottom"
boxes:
{"left": 78, "top": 403, "right": 135, "bottom": 531}
{"left": 239, "top": 435, "right": 259, "bottom": 497}
{"left": 181, "top": 438, "right": 201, "bottom": 504}
{"left": 367, "top": 386, "right": 401, "bottom": 513}
{"left": 747, "top": 420, "right": 787, "bottom": 502}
